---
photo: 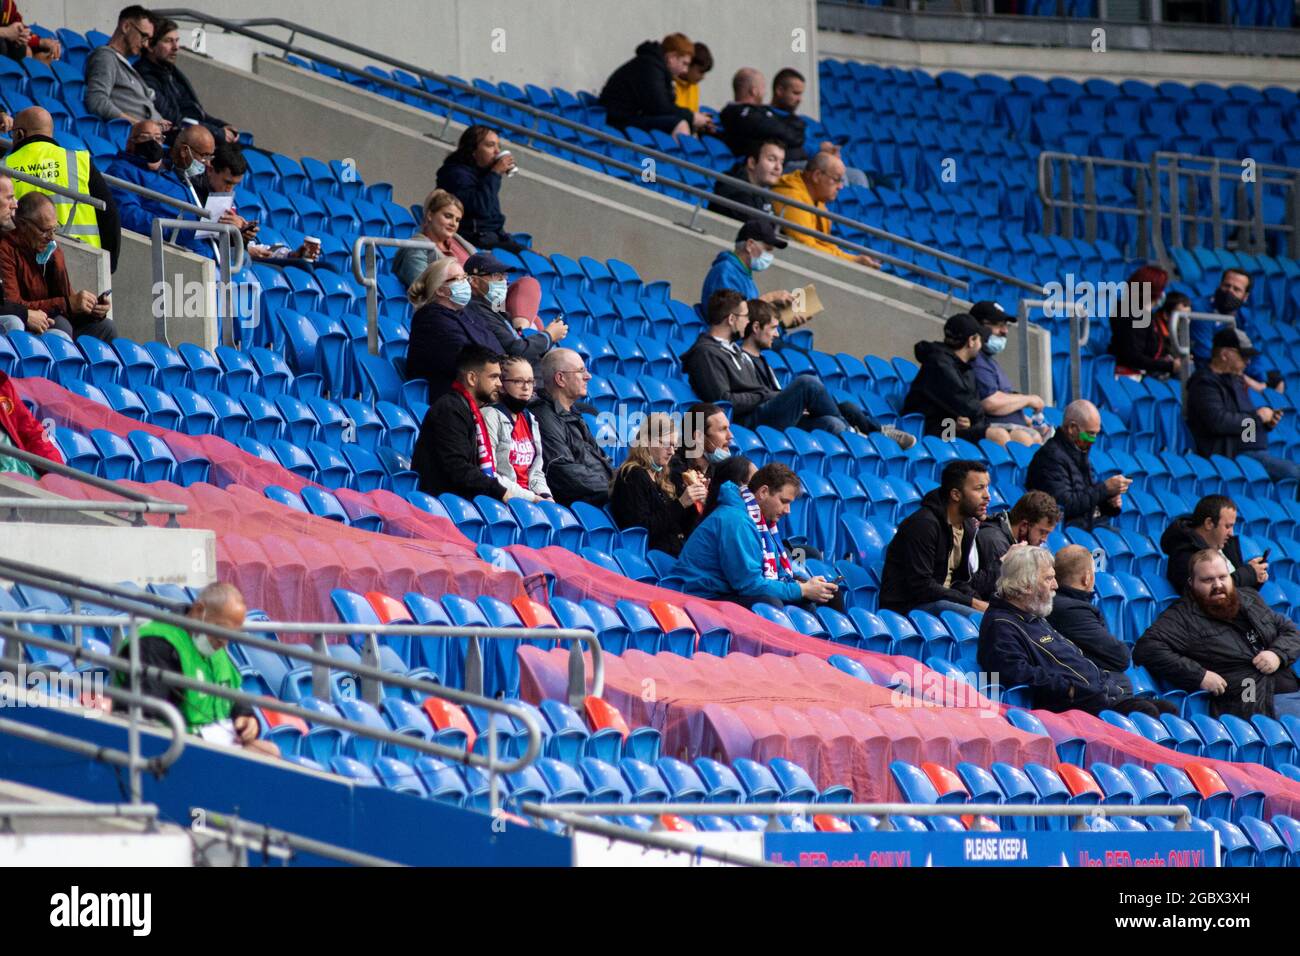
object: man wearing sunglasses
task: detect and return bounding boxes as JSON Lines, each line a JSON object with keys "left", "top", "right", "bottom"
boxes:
{"left": 84, "top": 6, "right": 168, "bottom": 129}
{"left": 1025, "top": 399, "right": 1131, "bottom": 531}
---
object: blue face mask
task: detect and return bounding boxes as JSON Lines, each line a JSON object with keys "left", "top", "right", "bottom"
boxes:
{"left": 649, "top": 460, "right": 664, "bottom": 473}
{"left": 985, "top": 334, "right": 1007, "bottom": 354}
{"left": 486, "top": 279, "right": 508, "bottom": 311}
{"left": 707, "top": 446, "right": 731, "bottom": 464}
{"left": 751, "top": 250, "right": 774, "bottom": 272}
{"left": 35, "top": 239, "right": 56, "bottom": 265}
{"left": 447, "top": 278, "right": 472, "bottom": 307}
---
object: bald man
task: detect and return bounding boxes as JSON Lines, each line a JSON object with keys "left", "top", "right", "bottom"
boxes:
{"left": 106, "top": 122, "right": 217, "bottom": 255}
{"left": 4, "top": 106, "right": 121, "bottom": 269}
{"left": 1025, "top": 399, "right": 1132, "bottom": 530}
{"left": 771, "top": 150, "right": 880, "bottom": 267}
{"left": 1046, "top": 545, "right": 1135, "bottom": 685}
{"left": 719, "top": 68, "right": 808, "bottom": 162}
{"left": 533, "top": 347, "right": 615, "bottom": 506}
{"left": 118, "top": 582, "right": 279, "bottom": 758}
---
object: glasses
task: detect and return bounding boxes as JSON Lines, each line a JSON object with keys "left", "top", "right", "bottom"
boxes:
{"left": 559, "top": 366, "right": 590, "bottom": 377}
{"left": 502, "top": 378, "right": 534, "bottom": 387}
{"left": 126, "top": 21, "right": 153, "bottom": 41}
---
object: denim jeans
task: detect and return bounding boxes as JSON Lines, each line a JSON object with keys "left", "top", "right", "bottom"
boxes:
{"left": 914, "top": 600, "right": 982, "bottom": 619}
{"left": 749, "top": 374, "right": 849, "bottom": 434}
{"left": 1242, "top": 450, "right": 1300, "bottom": 487}
{"left": 1272, "top": 690, "right": 1300, "bottom": 720}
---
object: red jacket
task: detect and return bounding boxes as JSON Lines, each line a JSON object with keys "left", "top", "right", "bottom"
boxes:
{"left": 0, "top": 372, "right": 62, "bottom": 464}
{"left": 0, "top": 231, "right": 74, "bottom": 317}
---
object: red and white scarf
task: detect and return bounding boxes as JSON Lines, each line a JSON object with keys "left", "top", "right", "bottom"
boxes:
{"left": 740, "top": 486, "right": 793, "bottom": 580}
{"left": 453, "top": 381, "right": 495, "bottom": 477}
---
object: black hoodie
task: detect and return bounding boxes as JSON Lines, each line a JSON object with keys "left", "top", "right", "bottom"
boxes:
{"left": 681, "top": 332, "right": 776, "bottom": 424}
{"left": 879, "top": 488, "right": 982, "bottom": 612}
{"left": 1159, "top": 513, "right": 1262, "bottom": 596}
{"left": 598, "top": 41, "right": 693, "bottom": 134}
{"left": 901, "top": 340, "right": 987, "bottom": 439}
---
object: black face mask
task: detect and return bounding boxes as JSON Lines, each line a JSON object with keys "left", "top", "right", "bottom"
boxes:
{"left": 134, "top": 139, "right": 165, "bottom": 164}
{"left": 1213, "top": 288, "right": 1245, "bottom": 315}
{"left": 500, "top": 392, "right": 531, "bottom": 414}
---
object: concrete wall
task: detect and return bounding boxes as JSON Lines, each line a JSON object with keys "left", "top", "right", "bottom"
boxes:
{"left": 0, "top": 523, "right": 216, "bottom": 587}
{"left": 26, "top": 0, "right": 820, "bottom": 115}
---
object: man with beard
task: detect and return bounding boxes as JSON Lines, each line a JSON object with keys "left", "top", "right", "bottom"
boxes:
{"left": 1135, "top": 550, "right": 1300, "bottom": 719}
{"left": 978, "top": 544, "right": 1173, "bottom": 716}
{"left": 1189, "top": 268, "right": 1282, "bottom": 393}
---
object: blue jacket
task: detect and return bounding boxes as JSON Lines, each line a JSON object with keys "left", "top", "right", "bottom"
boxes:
{"left": 105, "top": 152, "right": 209, "bottom": 255}
{"left": 700, "top": 250, "right": 758, "bottom": 309}
{"left": 670, "top": 482, "right": 802, "bottom": 604}
{"left": 435, "top": 155, "right": 506, "bottom": 238}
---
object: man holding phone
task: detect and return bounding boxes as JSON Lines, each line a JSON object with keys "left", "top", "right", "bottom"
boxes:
{"left": 1161, "top": 493, "right": 1268, "bottom": 597}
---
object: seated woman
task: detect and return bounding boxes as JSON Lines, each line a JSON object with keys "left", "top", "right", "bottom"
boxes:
{"left": 405, "top": 257, "right": 501, "bottom": 399}
{"left": 435, "top": 126, "right": 525, "bottom": 253}
{"left": 1108, "top": 265, "right": 1184, "bottom": 381}
{"left": 482, "top": 356, "right": 553, "bottom": 503}
{"left": 609, "top": 413, "right": 708, "bottom": 557}
{"left": 393, "top": 188, "right": 542, "bottom": 333}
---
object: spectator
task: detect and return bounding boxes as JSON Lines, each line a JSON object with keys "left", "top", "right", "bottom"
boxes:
{"left": 718, "top": 69, "right": 808, "bottom": 164}
{"left": 969, "top": 300, "right": 1048, "bottom": 446}
{"left": 1191, "top": 268, "right": 1280, "bottom": 392}
{"left": 533, "top": 348, "right": 614, "bottom": 506}
{"left": 771, "top": 151, "right": 879, "bottom": 267}
{"left": 5, "top": 107, "right": 120, "bottom": 269}
{"left": 903, "top": 313, "right": 1013, "bottom": 445}
{"left": 404, "top": 256, "right": 502, "bottom": 399}
{"left": 106, "top": 122, "right": 215, "bottom": 255}
{"left": 741, "top": 297, "right": 915, "bottom": 446}
{"left": 672, "top": 462, "right": 839, "bottom": 609}
{"left": 117, "top": 582, "right": 279, "bottom": 756}
{"left": 1047, "top": 544, "right": 1136, "bottom": 687}
{"left": 599, "top": 34, "right": 709, "bottom": 139}
{"left": 0, "top": 367, "right": 62, "bottom": 475}
{"left": 194, "top": 143, "right": 312, "bottom": 263}
{"left": 699, "top": 219, "right": 798, "bottom": 313}
{"left": 1025, "top": 399, "right": 1131, "bottom": 530}
{"left": 462, "top": 251, "right": 562, "bottom": 369}
{"left": 978, "top": 544, "right": 1167, "bottom": 717}
{"left": 1108, "top": 265, "right": 1183, "bottom": 381}
{"left": 0, "top": 172, "right": 42, "bottom": 332}
{"left": 1186, "top": 326, "right": 1299, "bottom": 486}
{"left": 0, "top": 193, "right": 114, "bottom": 340}
{"left": 974, "top": 490, "right": 1061, "bottom": 595}
{"left": 707, "top": 138, "right": 784, "bottom": 224}
{"left": 481, "top": 355, "right": 552, "bottom": 503}
{"left": 83, "top": 6, "right": 165, "bottom": 127}
{"left": 768, "top": 68, "right": 867, "bottom": 185}
{"left": 1161, "top": 493, "right": 1267, "bottom": 596}
{"left": 669, "top": 400, "right": 731, "bottom": 508}
{"left": 701, "top": 452, "right": 755, "bottom": 518}
{"left": 673, "top": 41, "right": 712, "bottom": 117}
{"left": 435, "top": 126, "right": 524, "bottom": 254}
{"left": 0, "top": 3, "right": 60, "bottom": 63}
{"left": 879, "top": 458, "right": 991, "bottom": 618}
{"left": 1135, "top": 549, "right": 1300, "bottom": 719}
{"left": 137, "top": 16, "right": 238, "bottom": 143}
{"left": 610, "top": 412, "right": 707, "bottom": 557}
{"left": 411, "top": 344, "right": 517, "bottom": 501}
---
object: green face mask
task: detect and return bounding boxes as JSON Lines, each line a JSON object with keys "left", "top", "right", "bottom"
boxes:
{"left": 1076, "top": 430, "right": 1098, "bottom": 445}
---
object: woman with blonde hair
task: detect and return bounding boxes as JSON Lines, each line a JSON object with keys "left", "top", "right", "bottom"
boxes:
{"left": 609, "top": 412, "right": 707, "bottom": 557}
{"left": 404, "top": 256, "right": 502, "bottom": 398}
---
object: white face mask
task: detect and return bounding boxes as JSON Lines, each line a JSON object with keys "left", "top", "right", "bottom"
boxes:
{"left": 192, "top": 633, "right": 217, "bottom": 657}
{"left": 486, "top": 279, "right": 508, "bottom": 311}
{"left": 751, "top": 250, "right": 774, "bottom": 272}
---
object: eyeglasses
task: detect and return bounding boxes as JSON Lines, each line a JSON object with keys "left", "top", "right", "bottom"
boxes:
{"left": 126, "top": 21, "right": 153, "bottom": 41}
{"left": 558, "top": 366, "right": 590, "bottom": 377}
{"left": 502, "top": 378, "right": 534, "bottom": 387}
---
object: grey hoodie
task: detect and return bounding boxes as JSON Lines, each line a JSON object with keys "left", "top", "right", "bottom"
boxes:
{"left": 84, "top": 46, "right": 161, "bottom": 123}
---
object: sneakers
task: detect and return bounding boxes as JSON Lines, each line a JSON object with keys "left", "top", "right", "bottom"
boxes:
{"left": 880, "top": 425, "right": 916, "bottom": 450}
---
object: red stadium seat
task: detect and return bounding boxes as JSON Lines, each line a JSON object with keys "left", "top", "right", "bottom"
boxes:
{"left": 422, "top": 698, "right": 477, "bottom": 751}
{"left": 366, "top": 590, "right": 412, "bottom": 623}
{"left": 922, "top": 762, "right": 970, "bottom": 800}
{"left": 655, "top": 814, "right": 695, "bottom": 832}
{"left": 1057, "top": 763, "right": 1104, "bottom": 798}
{"left": 512, "top": 595, "right": 558, "bottom": 628}
{"left": 584, "top": 695, "right": 630, "bottom": 737}
{"left": 260, "top": 707, "right": 309, "bottom": 735}
{"left": 813, "top": 814, "right": 852, "bottom": 832}
{"left": 1185, "top": 763, "right": 1230, "bottom": 800}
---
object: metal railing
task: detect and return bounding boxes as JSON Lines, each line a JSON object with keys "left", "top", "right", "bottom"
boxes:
{"left": 151, "top": 219, "right": 245, "bottom": 346}
{"left": 191, "top": 806, "right": 404, "bottom": 866}
{"left": 352, "top": 236, "right": 437, "bottom": 355}
{"left": 0, "top": 443, "right": 188, "bottom": 527}
{"left": 1020, "top": 296, "right": 1089, "bottom": 401}
{"left": 157, "top": 10, "right": 1049, "bottom": 299}
{"left": 1170, "top": 308, "right": 1235, "bottom": 388}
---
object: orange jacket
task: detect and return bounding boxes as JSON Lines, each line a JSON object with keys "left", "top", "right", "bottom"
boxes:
{"left": 770, "top": 170, "right": 851, "bottom": 260}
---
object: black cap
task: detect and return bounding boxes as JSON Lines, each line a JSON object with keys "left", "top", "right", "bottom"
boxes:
{"left": 1212, "top": 326, "right": 1259, "bottom": 358}
{"left": 970, "top": 300, "right": 1015, "bottom": 325}
{"left": 737, "top": 219, "right": 788, "bottom": 250}
{"left": 464, "top": 251, "right": 517, "bottom": 276}
{"left": 944, "top": 312, "right": 983, "bottom": 343}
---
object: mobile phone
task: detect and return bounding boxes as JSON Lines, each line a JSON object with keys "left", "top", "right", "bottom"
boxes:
{"left": 1262, "top": 549, "right": 1271, "bottom": 562}
{"left": 97, "top": 289, "right": 111, "bottom": 302}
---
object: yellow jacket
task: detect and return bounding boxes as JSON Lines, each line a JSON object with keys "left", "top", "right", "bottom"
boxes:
{"left": 771, "top": 169, "right": 850, "bottom": 260}
{"left": 674, "top": 78, "right": 700, "bottom": 114}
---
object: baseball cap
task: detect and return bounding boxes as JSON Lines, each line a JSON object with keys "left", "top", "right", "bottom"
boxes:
{"left": 464, "top": 252, "right": 517, "bottom": 276}
{"left": 944, "top": 312, "right": 983, "bottom": 343}
{"left": 737, "top": 219, "right": 788, "bottom": 250}
{"left": 1212, "top": 326, "right": 1259, "bottom": 358}
{"left": 970, "top": 300, "right": 1015, "bottom": 325}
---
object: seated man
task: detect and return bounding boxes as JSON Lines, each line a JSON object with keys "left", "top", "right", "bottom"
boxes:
{"left": 1025, "top": 399, "right": 1131, "bottom": 530}
{"left": 669, "top": 400, "right": 731, "bottom": 502}
{"left": 718, "top": 69, "right": 808, "bottom": 164}
{"left": 974, "top": 490, "right": 1060, "bottom": 595}
{"left": 1135, "top": 549, "right": 1300, "bottom": 719}
{"left": 462, "top": 251, "right": 554, "bottom": 369}
{"left": 969, "top": 300, "right": 1049, "bottom": 446}
{"left": 1186, "top": 327, "right": 1299, "bottom": 486}
{"left": 136, "top": 16, "right": 238, "bottom": 143}
{"left": 1190, "top": 268, "right": 1280, "bottom": 392}
{"left": 707, "top": 138, "right": 784, "bottom": 224}
{"left": 979, "top": 544, "right": 1167, "bottom": 716}
{"left": 106, "top": 122, "right": 215, "bottom": 255}
{"left": 532, "top": 348, "right": 614, "bottom": 506}
{"left": 771, "top": 150, "right": 878, "bottom": 267}
{"left": 83, "top": 6, "right": 166, "bottom": 127}
{"left": 0, "top": 193, "right": 114, "bottom": 340}
{"left": 671, "top": 462, "right": 839, "bottom": 610}
{"left": 879, "top": 459, "right": 990, "bottom": 618}
{"left": 903, "top": 313, "right": 1012, "bottom": 445}
{"left": 1161, "top": 494, "right": 1267, "bottom": 596}
{"left": 598, "top": 34, "right": 709, "bottom": 139}
{"left": 0, "top": 172, "right": 48, "bottom": 331}
{"left": 117, "top": 582, "right": 278, "bottom": 757}
{"left": 700, "top": 219, "right": 797, "bottom": 315}
{"left": 411, "top": 344, "right": 515, "bottom": 501}
{"left": 1047, "top": 544, "right": 1135, "bottom": 689}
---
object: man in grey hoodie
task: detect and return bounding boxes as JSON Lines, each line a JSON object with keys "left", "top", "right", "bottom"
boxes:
{"left": 83, "top": 6, "right": 167, "bottom": 128}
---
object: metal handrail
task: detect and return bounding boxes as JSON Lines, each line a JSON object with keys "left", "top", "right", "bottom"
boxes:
{"left": 352, "top": 236, "right": 438, "bottom": 355}
{"left": 1019, "top": 295, "right": 1089, "bottom": 402}
{"left": 192, "top": 807, "right": 404, "bottom": 866}
{"left": 0, "top": 443, "right": 187, "bottom": 528}
{"left": 156, "top": 10, "right": 1049, "bottom": 295}
{"left": 0, "top": 498, "right": 188, "bottom": 521}
{"left": 1169, "top": 309, "right": 1235, "bottom": 389}
{"left": 150, "top": 218, "right": 245, "bottom": 346}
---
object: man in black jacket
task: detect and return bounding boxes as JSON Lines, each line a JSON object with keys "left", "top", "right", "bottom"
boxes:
{"left": 879, "top": 459, "right": 990, "bottom": 618}
{"left": 532, "top": 347, "right": 614, "bottom": 506}
{"left": 973, "top": 490, "right": 1059, "bottom": 597}
{"left": 1025, "top": 399, "right": 1131, "bottom": 530}
{"left": 138, "top": 17, "right": 237, "bottom": 143}
{"left": 1135, "top": 550, "right": 1300, "bottom": 719}
{"left": 411, "top": 345, "right": 514, "bottom": 501}
{"left": 718, "top": 68, "right": 809, "bottom": 164}
{"left": 707, "top": 138, "right": 784, "bottom": 223}
{"left": 598, "top": 35, "right": 708, "bottom": 138}
{"left": 461, "top": 251, "right": 556, "bottom": 370}
{"left": 903, "top": 313, "right": 1013, "bottom": 445}
{"left": 978, "top": 544, "right": 1163, "bottom": 716}
{"left": 1048, "top": 545, "right": 1134, "bottom": 692}
{"left": 1186, "top": 327, "right": 1300, "bottom": 487}
{"left": 1161, "top": 494, "right": 1268, "bottom": 596}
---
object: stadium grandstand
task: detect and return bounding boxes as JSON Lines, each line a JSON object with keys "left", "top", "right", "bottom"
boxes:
{"left": 0, "top": 0, "right": 1297, "bottom": 893}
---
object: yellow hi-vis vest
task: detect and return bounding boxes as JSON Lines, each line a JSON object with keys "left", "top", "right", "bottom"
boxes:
{"left": 4, "top": 141, "right": 102, "bottom": 248}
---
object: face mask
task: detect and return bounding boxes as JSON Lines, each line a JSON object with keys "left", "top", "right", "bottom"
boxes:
{"left": 751, "top": 250, "right": 774, "bottom": 272}
{"left": 985, "top": 334, "right": 1007, "bottom": 354}
{"left": 486, "top": 279, "right": 508, "bottom": 311}
{"left": 1074, "top": 429, "right": 1098, "bottom": 451}
{"left": 707, "top": 446, "right": 731, "bottom": 464}
{"left": 35, "top": 239, "right": 55, "bottom": 265}
{"left": 649, "top": 460, "right": 664, "bottom": 473}
{"left": 500, "top": 392, "right": 530, "bottom": 414}
{"left": 447, "top": 278, "right": 472, "bottom": 307}
{"left": 135, "top": 139, "right": 165, "bottom": 164}
{"left": 1151, "top": 291, "right": 1166, "bottom": 312}
{"left": 1213, "top": 288, "right": 1244, "bottom": 314}
{"left": 192, "top": 633, "right": 216, "bottom": 657}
